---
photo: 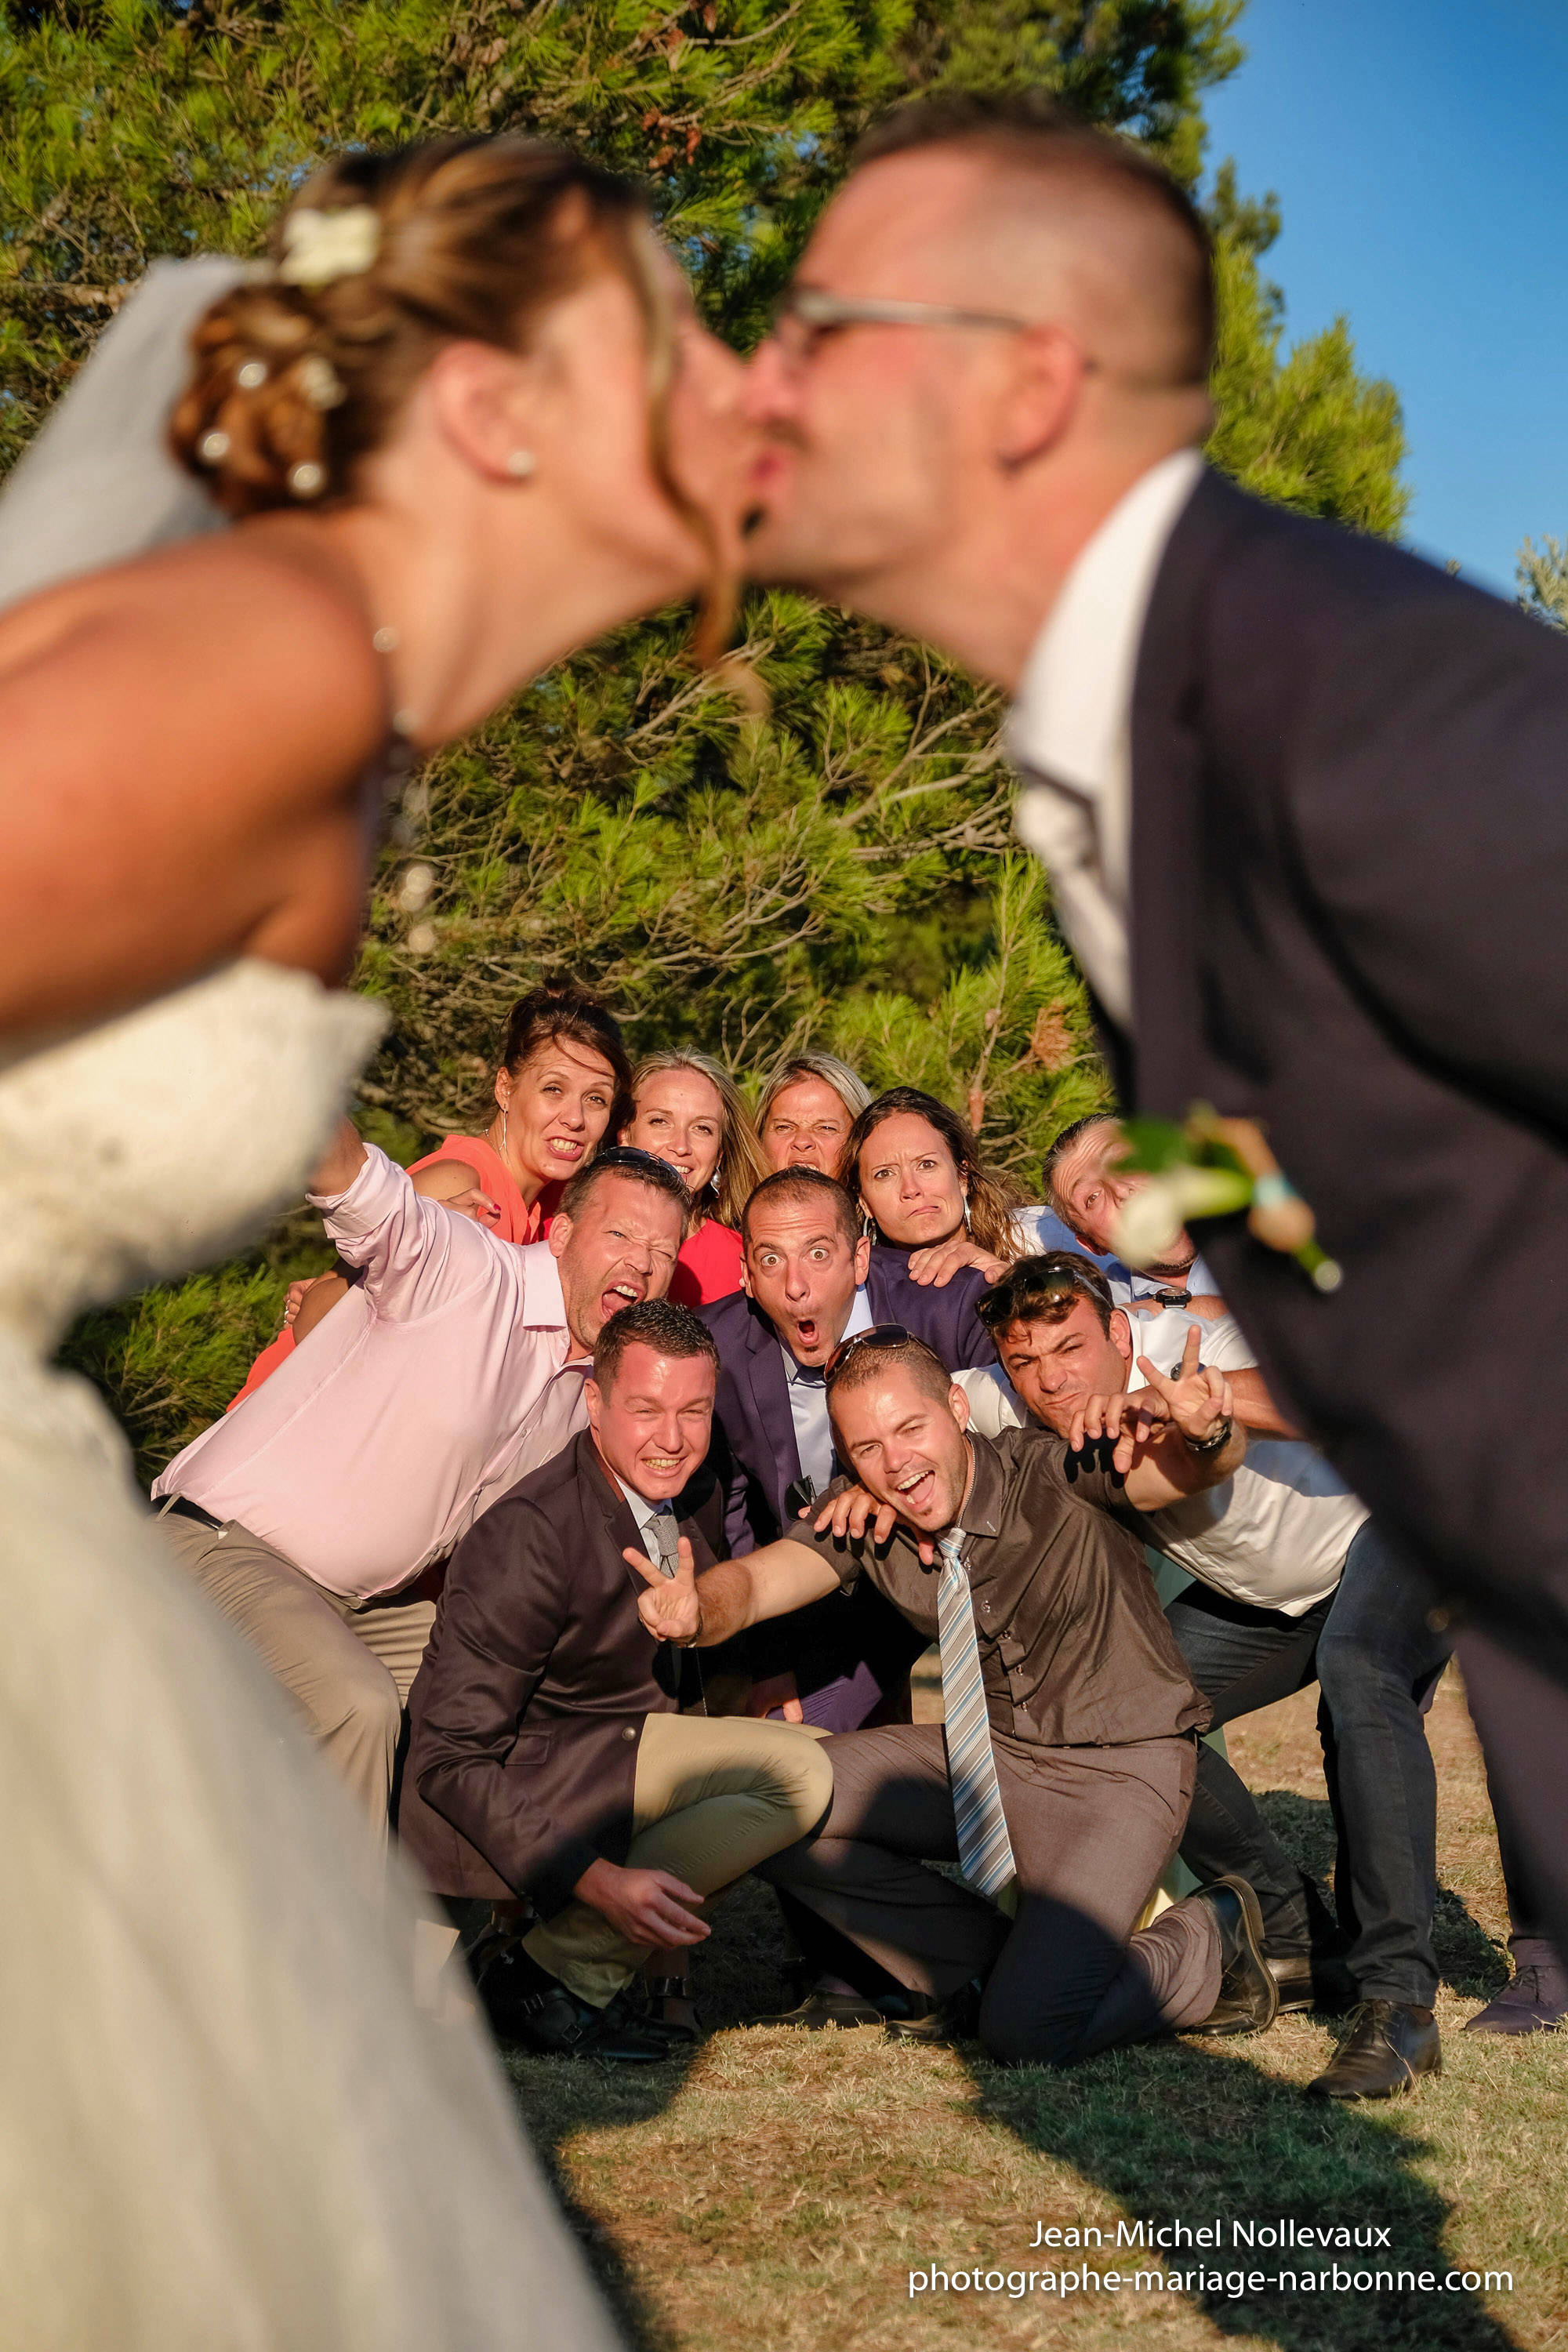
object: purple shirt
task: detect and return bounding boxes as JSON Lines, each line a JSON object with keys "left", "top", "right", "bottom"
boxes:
{"left": 154, "top": 1145, "right": 589, "bottom": 1597}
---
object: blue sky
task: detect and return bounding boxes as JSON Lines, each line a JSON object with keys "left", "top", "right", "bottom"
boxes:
{"left": 1201, "top": 0, "right": 1568, "bottom": 596}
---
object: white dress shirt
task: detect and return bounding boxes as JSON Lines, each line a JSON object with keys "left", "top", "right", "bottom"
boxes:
{"left": 1008, "top": 447, "right": 1204, "bottom": 1031}
{"left": 614, "top": 1472, "right": 680, "bottom": 1571}
{"left": 780, "top": 1285, "right": 873, "bottom": 1495}
{"left": 156, "top": 1145, "right": 590, "bottom": 1597}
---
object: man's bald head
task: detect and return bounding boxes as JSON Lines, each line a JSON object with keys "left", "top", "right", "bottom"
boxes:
{"left": 851, "top": 93, "right": 1214, "bottom": 390}
{"left": 742, "top": 90, "right": 1215, "bottom": 688}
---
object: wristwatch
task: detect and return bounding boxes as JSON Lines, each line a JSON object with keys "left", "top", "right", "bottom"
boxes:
{"left": 1184, "top": 1414, "right": 1233, "bottom": 1458}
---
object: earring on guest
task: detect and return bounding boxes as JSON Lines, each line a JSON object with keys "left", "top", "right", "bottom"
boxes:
{"left": 505, "top": 449, "right": 536, "bottom": 480}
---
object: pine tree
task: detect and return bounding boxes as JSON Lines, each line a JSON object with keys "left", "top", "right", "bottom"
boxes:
{"left": 1517, "top": 533, "right": 1568, "bottom": 632}
{"left": 0, "top": 0, "right": 1410, "bottom": 1468}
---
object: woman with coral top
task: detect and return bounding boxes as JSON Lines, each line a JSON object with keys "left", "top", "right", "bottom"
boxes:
{"left": 229, "top": 978, "right": 631, "bottom": 1403}
{"left": 619, "top": 1048, "right": 766, "bottom": 1306}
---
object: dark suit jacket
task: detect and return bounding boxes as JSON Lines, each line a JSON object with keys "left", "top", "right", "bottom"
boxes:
{"left": 398, "top": 1431, "right": 724, "bottom": 1912}
{"left": 699, "top": 1247, "right": 998, "bottom": 1555}
{"left": 1120, "top": 465, "right": 1568, "bottom": 1664}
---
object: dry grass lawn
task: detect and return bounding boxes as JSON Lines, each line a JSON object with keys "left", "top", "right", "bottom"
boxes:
{"left": 503, "top": 1664, "right": 1567, "bottom": 2352}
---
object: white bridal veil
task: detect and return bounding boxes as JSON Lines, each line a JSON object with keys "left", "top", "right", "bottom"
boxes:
{"left": 0, "top": 256, "right": 238, "bottom": 613}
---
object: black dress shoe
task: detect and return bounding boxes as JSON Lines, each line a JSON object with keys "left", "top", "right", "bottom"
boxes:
{"left": 478, "top": 1951, "right": 671, "bottom": 2063}
{"left": 1185, "top": 1877, "right": 1279, "bottom": 2037}
{"left": 1308, "top": 2000, "right": 1440, "bottom": 2099}
{"left": 1462, "top": 1965, "right": 1568, "bottom": 2037}
{"left": 748, "top": 1988, "right": 888, "bottom": 2030}
{"left": 883, "top": 1979, "right": 982, "bottom": 2045}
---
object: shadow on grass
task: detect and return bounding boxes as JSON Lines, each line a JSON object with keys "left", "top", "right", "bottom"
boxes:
{"left": 967, "top": 2031, "right": 1520, "bottom": 2351}
{"left": 494, "top": 1879, "right": 804, "bottom": 2352}
{"left": 1255, "top": 1788, "right": 1508, "bottom": 1999}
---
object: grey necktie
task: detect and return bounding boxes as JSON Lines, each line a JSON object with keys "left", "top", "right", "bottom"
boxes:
{"left": 935, "top": 1530, "right": 1018, "bottom": 1902}
{"left": 648, "top": 1509, "right": 681, "bottom": 1579}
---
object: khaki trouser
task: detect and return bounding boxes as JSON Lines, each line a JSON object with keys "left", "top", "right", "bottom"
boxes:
{"left": 155, "top": 1507, "right": 437, "bottom": 1874}
{"left": 524, "top": 1711, "right": 835, "bottom": 2009}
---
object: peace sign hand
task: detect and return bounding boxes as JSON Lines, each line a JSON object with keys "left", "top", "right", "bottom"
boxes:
{"left": 1135, "top": 1322, "right": 1234, "bottom": 1449}
{"left": 624, "top": 1536, "right": 702, "bottom": 1646}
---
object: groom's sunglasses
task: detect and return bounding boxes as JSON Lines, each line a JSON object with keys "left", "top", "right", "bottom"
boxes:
{"left": 769, "top": 285, "right": 1030, "bottom": 368}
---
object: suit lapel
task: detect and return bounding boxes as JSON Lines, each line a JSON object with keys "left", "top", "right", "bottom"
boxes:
{"left": 739, "top": 1296, "right": 801, "bottom": 1516}
{"left": 1129, "top": 468, "right": 1259, "bottom": 1119}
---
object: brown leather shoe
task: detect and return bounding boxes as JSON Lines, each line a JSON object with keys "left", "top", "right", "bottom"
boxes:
{"left": 1185, "top": 1877, "right": 1279, "bottom": 2037}
{"left": 1308, "top": 2000, "right": 1440, "bottom": 2099}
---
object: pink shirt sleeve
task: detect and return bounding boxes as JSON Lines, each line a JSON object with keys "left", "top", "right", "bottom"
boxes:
{"left": 308, "top": 1143, "right": 488, "bottom": 1323}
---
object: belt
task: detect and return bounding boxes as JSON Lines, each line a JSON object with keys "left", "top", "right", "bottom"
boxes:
{"left": 165, "top": 1494, "right": 225, "bottom": 1533}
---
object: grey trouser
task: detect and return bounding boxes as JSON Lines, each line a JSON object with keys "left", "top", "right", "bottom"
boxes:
{"left": 761, "top": 1719, "right": 1221, "bottom": 2067}
{"left": 524, "top": 1712, "right": 834, "bottom": 2009}
{"left": 155, "top": 1508, "right": 437, "bottom": 1871}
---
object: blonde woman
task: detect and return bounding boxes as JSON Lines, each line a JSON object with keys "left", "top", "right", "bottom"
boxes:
{"left": 620, "top": 1047, "right": 768, "bottom": 1303}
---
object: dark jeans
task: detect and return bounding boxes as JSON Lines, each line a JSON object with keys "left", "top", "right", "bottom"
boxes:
{"left": 1166, "top": 1521, "right": 1451, "bottom": 2005}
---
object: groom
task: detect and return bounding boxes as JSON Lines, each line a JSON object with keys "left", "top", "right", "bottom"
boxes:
{"left": 739, "top": 90, "right": 1568, "bottom": 2061}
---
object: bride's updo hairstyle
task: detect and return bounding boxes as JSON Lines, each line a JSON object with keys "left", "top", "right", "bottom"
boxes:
{"left": 169, "top": 136, "right": 729, "bottom": 656}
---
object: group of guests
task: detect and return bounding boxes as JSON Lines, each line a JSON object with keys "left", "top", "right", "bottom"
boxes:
{"left": 149, "top": 976, "right": 1565, "bottom": 2095}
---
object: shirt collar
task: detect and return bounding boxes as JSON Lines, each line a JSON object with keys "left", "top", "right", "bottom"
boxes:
{"left": 612, "top": 1472, "right": 673, "bottom": 1536}
{"left": 1007, "top": 447, "right": 1204, "bottom": 811}
{"left": 947, "top": 1433, "right": 1006, "bottom": 1549}
{"left": 779, "top": 1283, "right": 873, "bottom": 1385}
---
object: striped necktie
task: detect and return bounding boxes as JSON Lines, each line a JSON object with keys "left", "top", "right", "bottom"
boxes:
{"left": 935, "top": 1530, "right": 1017, "bottom": 1903}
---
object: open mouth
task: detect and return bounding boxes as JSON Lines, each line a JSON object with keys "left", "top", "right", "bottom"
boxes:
{"left": 792, "top": 1315, "right": 822, "bottom": 1352}
{"left": 600, "top": 1279, "right": 643, "bottom": 1323}
{"left": 545, "top": 1135, "right": 585, "bottom": 1164}
{"left": 894, "top": 1466, "right": 936, "bottom": 1513}
{"left": 641, "top": 1453, "right": 684, "bottom": 1478}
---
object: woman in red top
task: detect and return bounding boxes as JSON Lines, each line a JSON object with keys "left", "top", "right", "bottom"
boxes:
{"left": 619, "top": 1050, "right": 766, "bottom": 1305}
{"left": 229, "top": 978, "right": 630, "bottom": 1403}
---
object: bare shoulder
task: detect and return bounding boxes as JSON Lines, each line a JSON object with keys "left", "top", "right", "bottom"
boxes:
{"left": 0, "top": 530, "right": 385, "bottom": 793}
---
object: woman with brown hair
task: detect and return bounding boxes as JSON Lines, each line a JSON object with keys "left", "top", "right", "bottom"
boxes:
{"left": 229, "top": 976, "right": 633, "bottom": 1400}
{"left": 619, "top": 1047, "right": 768, "bottom": 1305}
{"left": 844, "top": 1085, "right": 1026, "bottom": 1286}
{"left": 0, "top": 132, "right": 753, "bottom": 2348}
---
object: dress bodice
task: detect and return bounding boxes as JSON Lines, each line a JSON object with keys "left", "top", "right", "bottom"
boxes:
{"left": 0, "top": 960, "right": 383, "bottom": 1352}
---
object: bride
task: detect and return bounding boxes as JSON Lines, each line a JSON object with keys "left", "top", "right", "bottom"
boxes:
{"left": 0, "top": 135, "right": 753, "bottom": 2348}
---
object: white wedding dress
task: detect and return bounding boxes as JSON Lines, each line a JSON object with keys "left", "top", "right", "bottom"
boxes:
{"left": 0, "top": 962, "right": 618, "bottom": 2352}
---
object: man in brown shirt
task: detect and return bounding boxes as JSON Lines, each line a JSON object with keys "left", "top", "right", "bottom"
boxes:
{"left": 631, "top": 1325, "right": 1279, "bottom": 2067}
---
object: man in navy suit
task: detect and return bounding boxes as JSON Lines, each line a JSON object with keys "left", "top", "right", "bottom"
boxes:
{"left": 701, "top": 1167, "right": 996, "bottom": 1737}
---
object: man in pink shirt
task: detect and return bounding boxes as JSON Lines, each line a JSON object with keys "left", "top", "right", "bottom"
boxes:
{"left": 153, "top": 1122, "right": 689, "bottom": 1867}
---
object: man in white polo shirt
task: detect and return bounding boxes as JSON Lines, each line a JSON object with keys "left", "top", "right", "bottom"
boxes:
{"left": 962, "top": 1252, "right": 1453, "bottom": 2101}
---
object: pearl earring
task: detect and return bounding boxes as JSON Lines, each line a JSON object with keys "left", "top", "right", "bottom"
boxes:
{"left": 505, "top": 448, "right": 536, "bottom": 480}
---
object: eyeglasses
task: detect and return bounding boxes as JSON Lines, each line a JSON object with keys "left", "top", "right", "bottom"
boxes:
{"left": 823, "top": 1322, "right": 913, "bottom": 1391}
{"left": 770, "top": 285, "right": 1030, "bottom": 370}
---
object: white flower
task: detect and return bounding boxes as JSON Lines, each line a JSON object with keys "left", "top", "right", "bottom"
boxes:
{"left": 278, "top": 206, "right": 381, "bottom": 289}
{"left": 1112, "top": 1167, "right": 1250, "bottom": 1268}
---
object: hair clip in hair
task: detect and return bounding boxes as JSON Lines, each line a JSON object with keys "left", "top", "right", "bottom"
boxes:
{"left": 277, "top": 205, "right": 381, "bottom": 289}
{"left": 288, "top": 459, "right": 327, "bottom": 499}
{"left": 235, "top": 359, "right": 269, "bottom": 390}
{"left": 198, "top": 430, "right": 230, "bottom": 466}
{"left": 296, "top": 353, "right": 347, "bottom": 411}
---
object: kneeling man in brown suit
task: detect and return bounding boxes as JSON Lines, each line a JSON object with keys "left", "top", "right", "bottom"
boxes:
{"left": 636, "top": 1327, "right": 1279, "bottom": 2067}
{"left": 400, "top": 1298, "right": 833, "bottom": 2063}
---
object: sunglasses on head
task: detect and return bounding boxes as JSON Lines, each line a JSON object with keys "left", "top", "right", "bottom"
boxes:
{"left": 823, "top": 1323, "right": 913, "bottom": 1390}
